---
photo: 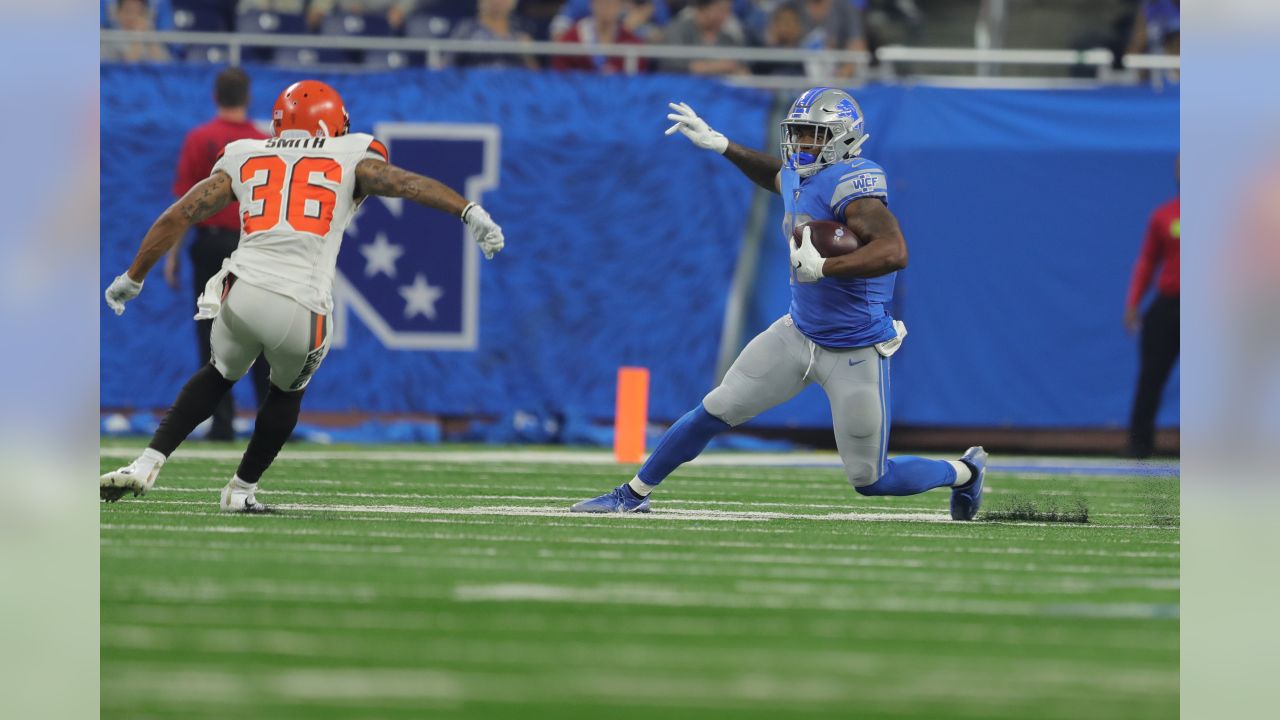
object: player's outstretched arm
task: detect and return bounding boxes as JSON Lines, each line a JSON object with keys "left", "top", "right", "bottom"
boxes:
{"left": 354, "top": 159, "right": 505, "bottom": 259}
{"left": 823, "top": 198, "right": 908, "bottom": 279}
{"left": 105, "top": 171, "right": 234, "bottom": 315}
{"left": 665, "top": 102, "right": 781, "bottom": 194}
{"left": 129, "top": 171, "right": 234, "bottom": 281}
{"left": 724, "top": 142, "right": 783, "bottom": 194}
{"left": 354, "top": 158, "right": 468, "bottom": 215}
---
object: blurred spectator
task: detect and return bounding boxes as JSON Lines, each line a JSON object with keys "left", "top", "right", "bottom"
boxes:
{"left": 1069, "top": 0, "right": 1136, "bottom": 77}
{"left": 860, "top": 0, "right": 923, "bottom": 59}
{"left": 551, "top": 0, "right": 671, "bottom": 41}
{"left": 237, "top": 0, "right": 308, "bottom": 16}
{"left": 101, "top": 0, "right": 173, "bottom": 29}
{"left": 170, "top": 68, "right": 272, "bottom": 440}
{"left": 1128, "top": 0, "right": 1179, "bottom": 56}
{"left": 516, "top": 0, "right": 570, "bottom": 41}
{"left": 103, "top": 0, "right": 172, "bottom": 63}
{"left": 234, "top": 1, "right": 309, "bottom": 65}
{"left": 751, "top": 1, "right": 806, "bottom": 76}
{"left": 660, "top": 0, "right": 749, "bottom": 75}
{"left": 405, "top": 1, "right": 476, "bottom": 40}
{"left": 551, "top": 0, "right": 650, "bottom": 74}
{"left": 741, "top": 0, "right": 783, "bottom": 41}
{"left": 800, "top": 0, "right": 867, "bottom": 77}
{"left": 308, "top": 0, "right": 418, "bottom": 33}
{"left": 413, "top": 0, "right": 478, "bottom": 22}
{"left": 667, "top": 0, "right": 751, "bottom": 18}
{"left": 1124, "top": 158, "right": 1179, "bottom": 458}
{"left": 450, "top": 0, "right": 538, "bottom": 69}
{"left": 172, "top": 0, "right": 239, "bottom": 31}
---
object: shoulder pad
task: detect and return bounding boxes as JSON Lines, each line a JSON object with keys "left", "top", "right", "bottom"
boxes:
{"left": 828, "top": 158, "right": 889, "bottom": 216}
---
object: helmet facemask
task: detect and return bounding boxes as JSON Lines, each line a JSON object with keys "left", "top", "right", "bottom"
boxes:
{"left": 781, "top": 121, "right": 837, "bottom": 178}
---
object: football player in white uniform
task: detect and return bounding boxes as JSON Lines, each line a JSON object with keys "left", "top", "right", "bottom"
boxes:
{"left": 101, "top": 80, "right": 505, "bottom": 511}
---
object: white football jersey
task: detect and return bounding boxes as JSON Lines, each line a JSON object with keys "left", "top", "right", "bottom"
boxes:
{"left": 211, "top": 130, "right": 389, "bottom": 315}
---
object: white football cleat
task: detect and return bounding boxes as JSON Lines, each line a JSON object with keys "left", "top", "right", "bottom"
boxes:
{"left": 100, "top": 458, "right": 162, "bottom": 503}
{"left": 220, "top": 476, "right": 272, "bottom": 513}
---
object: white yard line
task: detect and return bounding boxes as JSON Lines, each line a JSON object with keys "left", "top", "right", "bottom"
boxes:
{"left": 100, "top": 574, "right": 1177, "bottom": 621}
{"left": 102, "top": 662, "right": 463, "bottom": 704}
{"left": 99, "top": 522, "right": 1180, "bottom": 559}
{"left": 104, "top": 507, "right": 1184, "bottom": 540}
{"left": 449, "top": 583, "right": 1179, "bottom": 620}
{"left": 141, "top": 486, "right": 1153, "bottom": 519}
{"left": 100, "top": 446, "right": 1178, "bottom": 474}
{"left": 143, "top": 486, "right": 967, "bottom": 514}
{"left": 101, "top": 658, "right": 1176, "bottom": 710}
{"left": 101, "top": 538, "right": 1178, "bottom": 589}
{"left": 107, "top": 602, "right": 1179, "bottom": 657}
{"left": 112, "top": 497, "right": 1174, "bottom": 530}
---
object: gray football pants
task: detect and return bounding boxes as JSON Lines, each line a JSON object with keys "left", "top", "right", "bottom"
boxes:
{"left": 703, "top": 315, "right": 889, "bottom": 488}
{"left": 211, "top": 279, "right": 331, "bottom": 392}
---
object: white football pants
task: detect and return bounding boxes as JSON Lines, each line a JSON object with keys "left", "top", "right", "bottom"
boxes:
{"left": 210, "top": 277, "right": 331, "bottom": 392}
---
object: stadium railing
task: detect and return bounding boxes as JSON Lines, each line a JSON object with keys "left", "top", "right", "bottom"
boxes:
{"left": 100, "top": 29, "right": 1180, "bottom": 88}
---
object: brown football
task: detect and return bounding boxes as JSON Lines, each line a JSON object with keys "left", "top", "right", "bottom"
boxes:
{"left": 792, "top": 220, "right": 861, "bottom": 258}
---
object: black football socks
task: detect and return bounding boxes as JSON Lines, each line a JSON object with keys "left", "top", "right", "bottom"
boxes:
{"left": 149, "top": 364, "right": 235, "bottom": 457}
{"left": 236, "top": 385, "right": 305, "bottom": 484}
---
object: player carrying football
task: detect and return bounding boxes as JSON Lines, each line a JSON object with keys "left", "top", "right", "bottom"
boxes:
{"left": 101, "top": 80, "right": 505, "bottom": 511}
{"left": 572, "top": 88, "right": 988, "bottom": 519}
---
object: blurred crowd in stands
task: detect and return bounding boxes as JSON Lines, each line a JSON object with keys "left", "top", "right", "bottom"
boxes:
{"left": 102, "top": 0, "right": 1179, "bottom": 76}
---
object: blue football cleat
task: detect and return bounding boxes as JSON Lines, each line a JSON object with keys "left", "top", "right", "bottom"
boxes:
{"left": 950, "top": 446, "right": 988, "bottom": 521}
{"left": 570, "top": 484, "right": 652, "bottom": 514}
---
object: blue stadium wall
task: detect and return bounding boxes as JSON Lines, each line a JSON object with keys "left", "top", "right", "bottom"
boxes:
{"left": 101, "top": 64, "right": 1179, "bottom": 430}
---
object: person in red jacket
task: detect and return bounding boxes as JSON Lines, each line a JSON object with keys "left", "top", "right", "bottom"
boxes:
{"left": 551, "top": 0, "right": 649, "bottom": 73}
{"left": 169, "top": 67, "right": 270, "bottom": 441}
{"left": 1124, "top": 161, "right": 1180, "bottom": 458}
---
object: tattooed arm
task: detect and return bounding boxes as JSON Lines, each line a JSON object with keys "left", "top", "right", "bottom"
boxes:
{"left": 355, "top": 157, "right": 505, "bottom": 259}
{"left": 354, "top": 158, "right": 469, "bottom": 216}
{"left": 723, "top": 141, "right": 783, "bottom": 194}
{"left": 125, "top": 171, "right": 234, "bottom": 281}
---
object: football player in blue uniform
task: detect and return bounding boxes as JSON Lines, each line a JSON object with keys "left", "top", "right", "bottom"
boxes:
{"left": 571, "top": 88, "right": 988, "bottom": 520}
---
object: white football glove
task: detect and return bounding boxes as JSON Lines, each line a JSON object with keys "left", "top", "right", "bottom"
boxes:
{"left": 462, "top": 203, "right": 504, "bottom": 260}
{"left": 665, "top": 101, "right": 729, "bottom": 154}
{"left": 105, "top": 273, "right": 143, "bottom": 315}
{"left": 790, "top": 226, "right": 826, "bottom": 283}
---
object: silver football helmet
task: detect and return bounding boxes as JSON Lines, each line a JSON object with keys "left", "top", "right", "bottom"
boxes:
{"left": 780, "top": 88, "right": 870, "bottom": 178}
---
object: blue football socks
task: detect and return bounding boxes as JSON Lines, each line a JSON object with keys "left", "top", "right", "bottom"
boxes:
{"left": 634, "top": 404, "right": 730, "bottom": 487}
{"left": 855, "top": 456, "right": 959, "bottom": 496}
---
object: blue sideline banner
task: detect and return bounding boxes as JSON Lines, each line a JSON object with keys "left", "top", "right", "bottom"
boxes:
{"left": 101, "top": 65, "right": 1177, "bottom": 429}
{"left": 101, "top": 64, "right": 766, "bottom": 421}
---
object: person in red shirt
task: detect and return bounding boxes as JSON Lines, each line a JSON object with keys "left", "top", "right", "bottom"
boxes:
{"left": 169, "top": 67, "right": 270, "bottom": 441}
{"left": 551, "top": 0, "right": 650, "bottom": 73}
{"left": 1124, "top": 161, "right": 1180, "bottom": 458}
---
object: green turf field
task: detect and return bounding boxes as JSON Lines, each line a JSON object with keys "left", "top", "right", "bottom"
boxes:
{"left": 100, "top": 443, "right": 1179, "bottom": 720}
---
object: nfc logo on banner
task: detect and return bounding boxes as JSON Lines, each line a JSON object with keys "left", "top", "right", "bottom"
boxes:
{"left": 331, "top": 123, "right": 500, "bottom": 350}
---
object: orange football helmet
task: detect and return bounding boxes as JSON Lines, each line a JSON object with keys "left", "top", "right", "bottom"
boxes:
{"left": 272, "top": 80, "right": 350, "bottom": 138}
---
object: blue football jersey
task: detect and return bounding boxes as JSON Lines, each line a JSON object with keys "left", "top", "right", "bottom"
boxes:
{"left": 780, "top": 157, "right": 898, "bottom": 349}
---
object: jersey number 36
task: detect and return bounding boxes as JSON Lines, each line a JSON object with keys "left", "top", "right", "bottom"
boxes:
{"left": 239, "top": 155, "right": 342, "bottom": 236}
